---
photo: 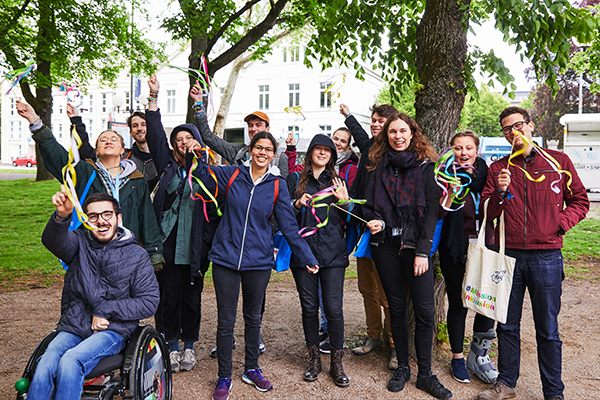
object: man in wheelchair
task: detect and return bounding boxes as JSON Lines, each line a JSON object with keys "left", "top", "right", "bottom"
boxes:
{"left": 26, "top": 188, "right": 160, "bottom": 400}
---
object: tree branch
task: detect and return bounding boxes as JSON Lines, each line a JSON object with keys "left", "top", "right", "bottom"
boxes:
{"left": 205, "top": 0, "right": 262, "bottom": 55}
{"left": 0, "top": 0, "right": 32, "bottom": 45}
{"left": 210, "top": 0, "right": 290, "bottom": 72}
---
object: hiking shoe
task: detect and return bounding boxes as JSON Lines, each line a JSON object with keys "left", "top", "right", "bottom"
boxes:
{"left": 352, "top": 336, "right": 382, "bottom": 355}
{"left": 319, "top": 337, "right": 331, "bottom": 354}
{"left": 387, "top": 364, "right": 410, "bottom": 392}
{"left": 416, "top": 372, "right": 453, "bottom": 399}
{"left": 242, "top": 368, "right": 273, "bottom": 392}
{"left": 259, "top": 336, "right": 266, "bottom": 354}
{"left": 180, "top": 348, "right": 196, "bottom": 371}
{"left": 388, "top": 348, "right": 398, "bottom": 371}
{"left": 212, "top": 377, "right": 232, "bottom": 400}
{"left": 169, "top": 351, "right": 181, "bottom": 373}
{"left": 210, "top": 339, "right": 236, "bottom": 358}
{"left": 477, "top": 381, "right": 516, "bottom": 400}
{"left": 451, "top": 358, "right": 470, "bottom": 383}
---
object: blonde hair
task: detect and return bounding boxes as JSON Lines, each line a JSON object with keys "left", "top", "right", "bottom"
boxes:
{"left": 95, "top": 130, "right": 125, "bottom": 149}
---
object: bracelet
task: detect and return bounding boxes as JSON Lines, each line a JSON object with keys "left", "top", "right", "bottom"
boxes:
{"left": 192, "top": 101, "right": 205, "bottom": 118}
{"left": 30, "top": 117, "right": 41, "bottom": 125}
{"left": 147, "top": 89, "right": 159, "bottom": 104}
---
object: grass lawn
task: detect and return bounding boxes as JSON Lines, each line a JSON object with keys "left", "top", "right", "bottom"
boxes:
{"left": 0, "top": 178, "right": 597, "bottom": 290}
{"left": 0, "top": 169, "right": 37, "bottom": 174}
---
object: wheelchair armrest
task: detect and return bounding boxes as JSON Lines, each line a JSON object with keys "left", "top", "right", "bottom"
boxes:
{"left": 121, "top": 325, "right": 147, "bottom": 374}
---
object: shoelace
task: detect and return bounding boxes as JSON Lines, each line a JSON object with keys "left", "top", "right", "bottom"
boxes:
{"left": 216, "top": 378, "right": 230, "bottom": 390}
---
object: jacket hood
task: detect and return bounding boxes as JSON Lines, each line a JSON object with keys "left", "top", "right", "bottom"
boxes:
{"left": 307, "top": 134, "right": 337, "bottom": 165}
{"left": 170, "top": 123, "right": 203, "bottom": 148}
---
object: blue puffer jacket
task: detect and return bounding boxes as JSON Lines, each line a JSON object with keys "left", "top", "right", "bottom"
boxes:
{"left": 42, "top": 215, "right": 160, "bottom": 341}
{"left": 191, "top": 159, "right": 318, "bottom": 271}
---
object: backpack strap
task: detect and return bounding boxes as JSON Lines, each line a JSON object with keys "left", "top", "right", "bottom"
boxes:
{"left": 225, "top": 168, "right": 240, "bottom": 200}
{"left": 269, "top": 178, "right": 279, "bottom": 221}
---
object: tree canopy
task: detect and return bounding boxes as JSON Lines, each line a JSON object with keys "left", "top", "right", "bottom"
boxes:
{"left": 305, "top": 0, "right": 598, "bottom": 150}
{"left": 0, "top": 0, "right": 163, "bottom": 180}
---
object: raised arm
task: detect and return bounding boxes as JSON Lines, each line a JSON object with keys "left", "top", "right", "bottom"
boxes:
{"left": 191, "top": 82, "right": 242, "bottom": 164}
{"left": 67, "top": 104, "right": 96, "bottom": 161}
{"left": 144, "top": 74, "right": 174, "bottom": 175}
{"left": 340, "top": 104, "right": 371, "bottom": 154}
{"left": 42, "top": 186, "right": 80, "bottom": 265}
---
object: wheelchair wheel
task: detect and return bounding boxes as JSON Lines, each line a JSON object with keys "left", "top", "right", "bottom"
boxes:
{"left": 127, "top": 325, "right": 172, "bottom": 400}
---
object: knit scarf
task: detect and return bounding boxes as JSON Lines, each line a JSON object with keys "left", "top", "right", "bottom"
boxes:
{"left": 335, "top": 150, "right": 353, "bottom": 174}
{"left": 373, "top": 150, "right": 425, "bottom": 232}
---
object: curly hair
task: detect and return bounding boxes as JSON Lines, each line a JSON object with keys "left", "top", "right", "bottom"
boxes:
{"left": 367, "top": 113, "right": 437, "bottom": 171}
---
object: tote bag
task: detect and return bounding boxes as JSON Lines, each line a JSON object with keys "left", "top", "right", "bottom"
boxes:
{"left": 462, "top": 199, "right": 516, "bottom": 324}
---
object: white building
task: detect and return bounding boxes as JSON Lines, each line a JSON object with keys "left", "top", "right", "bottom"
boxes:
{"left": 1, "top": 44, "right": 384, "bottom": 164}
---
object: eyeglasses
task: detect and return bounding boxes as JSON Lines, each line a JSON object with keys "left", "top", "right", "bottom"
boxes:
{"left": 501, "top": 121, "right": 529, "bottom": 136}
{"left": 252, "top": 145, "right": 274, "bottom": 154}
{"left": 176, "top": 136, "right": 193, "bottom": 143}
{"left": 87, "top": 210, "right": 114, "bottom": 223}
{"left": 99, "top": 137, "right": 120, "bottom": 143}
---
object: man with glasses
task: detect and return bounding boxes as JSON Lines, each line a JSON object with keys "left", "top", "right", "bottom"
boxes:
{"left": 26, "top": 190, "right": 159, "bottom": 400}
{"left": 478, "top": 107, "right": 589, "bottom": 400}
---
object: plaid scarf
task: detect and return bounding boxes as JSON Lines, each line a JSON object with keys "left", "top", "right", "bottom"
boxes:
{"left": 96, "top": 168, "right": 131, "bottom": 198}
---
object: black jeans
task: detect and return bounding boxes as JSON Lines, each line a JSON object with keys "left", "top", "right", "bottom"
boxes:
{"left": 373, "top": 245, "right": 434, "bottom": 375}
{"left": 213, "top": 263, "right": 271, "bottom": 378}
{"left": 439, "top": 244, "right": 495, "bottom": 354}
{"left": 291, "top": 266, "right": 345, "bottom": 350}
{"left": 156, "top": 227, "right": 206, "bottom": 344}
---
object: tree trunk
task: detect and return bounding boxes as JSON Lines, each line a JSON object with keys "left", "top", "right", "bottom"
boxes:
{"left": 415, "top": 0, "right": 470, "bottom": 152}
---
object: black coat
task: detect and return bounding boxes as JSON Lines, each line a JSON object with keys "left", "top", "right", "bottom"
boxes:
{"left": 286, "top": 169, "right": 349, "bottom": 269}
{"left": 42, "top": 215, "right": 159, "bottom": 341}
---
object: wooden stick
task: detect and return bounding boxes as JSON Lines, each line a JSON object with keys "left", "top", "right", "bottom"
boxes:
{"left": 331, "top": 203, "right": 369, "bottom": 224}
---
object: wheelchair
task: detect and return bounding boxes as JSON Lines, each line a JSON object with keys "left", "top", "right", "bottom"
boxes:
{"left": 15, "top": 325, "right": 172, "bottom": 400}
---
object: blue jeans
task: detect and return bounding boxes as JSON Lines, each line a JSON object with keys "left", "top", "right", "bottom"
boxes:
{"left": 498, "top": 249, "right": 564, "bottom": 399}
{"left": 27, "top": 330, "right": 125, "bottom": 400}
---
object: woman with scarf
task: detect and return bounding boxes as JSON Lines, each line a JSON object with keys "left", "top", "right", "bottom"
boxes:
{"left": 286, "top": 134, "right": 351, "bottom": 387}
{"left": 285, "top": 128, "right": 358, "bottom": 187}
{"left": 364, "top": 113, "right": 451, "bottom": 400}
{"left": 16, "top": 100, "right": 164, "bottom": 269}
{"left": 437, "top": 131, "right": 498, "bottom": 384}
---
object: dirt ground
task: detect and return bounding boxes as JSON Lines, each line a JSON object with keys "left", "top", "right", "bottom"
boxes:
{"left": 1, "top": 266, "right": 599, "bottom": 400}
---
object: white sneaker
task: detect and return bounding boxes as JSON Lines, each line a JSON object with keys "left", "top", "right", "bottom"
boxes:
{"left": 169, "top": 350, "right": 181, "bottom": 373}
{"left": 180, "top": 348, "right": 197, "bottom": 371}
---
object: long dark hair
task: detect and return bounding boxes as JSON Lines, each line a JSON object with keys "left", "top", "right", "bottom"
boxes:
{"left": 296, "top": 144, "right": 337, "bottom": 198}
{"left": 368, "top": 113, "right": 437, "bottom": 171}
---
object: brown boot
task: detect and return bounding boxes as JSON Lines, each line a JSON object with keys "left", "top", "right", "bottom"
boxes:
{"left": 304, "top": 344, "right": 322, "bottom": 382}
{"left": 329, "top": 349, "right": 350, "bottom": 387}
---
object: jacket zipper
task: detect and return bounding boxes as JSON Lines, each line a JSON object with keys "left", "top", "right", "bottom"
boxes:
{"left": 523, "top": 160, "right": 527, "bottom": 249}
{"left": 237, "top": 185, "right": 256, "bottom": 270}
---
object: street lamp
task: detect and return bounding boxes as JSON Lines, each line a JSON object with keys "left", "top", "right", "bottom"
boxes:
{"left": 112, "top": 94, "right": 125, "bottom": 114}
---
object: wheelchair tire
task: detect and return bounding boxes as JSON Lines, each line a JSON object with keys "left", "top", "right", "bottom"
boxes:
{"left": 127, "top": 325, "right": 172, "bottom": 400}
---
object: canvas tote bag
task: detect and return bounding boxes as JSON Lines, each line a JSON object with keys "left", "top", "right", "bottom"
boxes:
{"left": 462, "top": 198, "right": 516, "bottom": 324}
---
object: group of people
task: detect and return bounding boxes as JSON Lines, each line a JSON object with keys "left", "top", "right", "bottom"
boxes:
{"left": 16, "top": 73, "right": 589, "bottom": 400}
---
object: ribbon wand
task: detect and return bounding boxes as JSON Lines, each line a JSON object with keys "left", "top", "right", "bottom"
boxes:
{"left": 330, "top": 202, "right": 368, "bottom": 224}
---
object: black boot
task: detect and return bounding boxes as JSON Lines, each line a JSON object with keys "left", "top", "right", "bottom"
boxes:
{"left": 304, "top": 344, "right": 322, "bottom": 382}
{"left": 329, "top": 349, "right": 350, "bottom": 388}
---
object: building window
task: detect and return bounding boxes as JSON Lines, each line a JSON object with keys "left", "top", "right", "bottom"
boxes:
{"left": 283, "top": 46, "right": 300, "bottom": 62}
{"left": 59, "top": 104, "right": 63, "bottom": 114}
{"left": 58, "top": 124, "right": 63, "bottom": 140}
{"left": 102, "top": 93, "right": 110, "bottom": 113}
{"left": 18, "top": 121, "right": 22, "bottom": 139}
{"left": 288, "top": 125, "right": 300, "bottom": 138}
{"left": 319, "top": 125, "right": 332, "bottom": 137}
{"left": 101, "top": 119, "right": 107, "bottom": 130}
{"left": 288, "top": 83, "right": 300, "bottom": 107}
{"left": 89, "top": 94, "right": 94, "bottom": 113}
{"left": 10, "top": 98, "right": 15, "bottom": 116}
{"left": 10, "top": 121, "right": 14, "bottom": 139}
{"left": 259, "top": 85, "right": 269, "bottom": 110}
{"left": 320, "top": 82, "right": 332, "bottom": 109}
{"left": 125, "top": 91, "right": 131, "bottom": 112}
{"left": 167, "top": 90, "right": 176, "bottom": 113}
{"left": 87, "top": 119, "right": 93, "bottom": 136}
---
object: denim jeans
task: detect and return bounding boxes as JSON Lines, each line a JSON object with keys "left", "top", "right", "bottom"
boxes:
{"left": 372, "top": 245, "right": 434, "bottom": 375}
{"left": 498, "top": 249, "right": 564, "bottom": 399}
{"left": 213, "top": 264, "right": 271, "bottom": 378}
{"left": 27, "top": 330, "right": 125, "bottom": 400}
{"left": 292, "top": 266, "right": 346, "bottom": 349}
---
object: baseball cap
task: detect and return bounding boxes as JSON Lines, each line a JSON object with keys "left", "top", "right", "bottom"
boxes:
{"left": 244, "top": 111, "right": 270, "bottom": 125}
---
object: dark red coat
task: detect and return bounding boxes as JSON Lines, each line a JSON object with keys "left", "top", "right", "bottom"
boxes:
{"left": 481, "top": 148, "right": 589, "bottom": 250}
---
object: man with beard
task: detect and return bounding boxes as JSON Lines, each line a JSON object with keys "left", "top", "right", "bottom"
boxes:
{"left": 25, "top": 190, "right": 159, "bottom": 400}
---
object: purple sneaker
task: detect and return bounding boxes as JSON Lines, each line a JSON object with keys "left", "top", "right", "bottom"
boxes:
{"left": 212, "top": 377, "right": 232, "bottom": 400}
{"left": 242, "top": 368, "right": 273, "bottom": 392}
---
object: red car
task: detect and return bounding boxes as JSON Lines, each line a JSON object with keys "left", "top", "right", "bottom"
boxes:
{"left": 12, "top": 154, "right": 36, "bottom": 167}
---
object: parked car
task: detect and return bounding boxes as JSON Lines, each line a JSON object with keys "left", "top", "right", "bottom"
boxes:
{"left": 12, "top": 154, "right": 36, "bottom": 167}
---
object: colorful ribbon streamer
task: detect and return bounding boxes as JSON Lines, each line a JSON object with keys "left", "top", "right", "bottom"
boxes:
{"left": 434, "top": 147, "right": 477, "bottom": 211}
{"left": 508, "top": 131, "right": 573, "bottom": 195}
{"left": 167, "top": 55, "right": 216, "bottom": 119}
{"left": 188, "top": 148, "right": 223, "bottom": 222}
{"left": 284, "top": 105, "right": 306, "bottom": 121}
{"left": 61, "top": 126, "right": 97, "bottom": 230}
{"left": 298, "top": 183, "right": 366, "bottom": 238}
{"left": 58, "top": 82, "right": 81, "bottom": 103}
{"left": 323, "top": 73, "right": 346, "bottom": 109}
{"left": 4, "top": 58, "right": 36, "bottom": 95}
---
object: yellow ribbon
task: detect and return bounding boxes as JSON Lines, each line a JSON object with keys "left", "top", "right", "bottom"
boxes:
{"left": 323, "top": 73, "right": 346, "bottom": 109}
{"left": 284, "top": 106, "right": 305, "bottom": 121}
{"left": 61, "top": 126, "right": 97, "bottom": 230}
